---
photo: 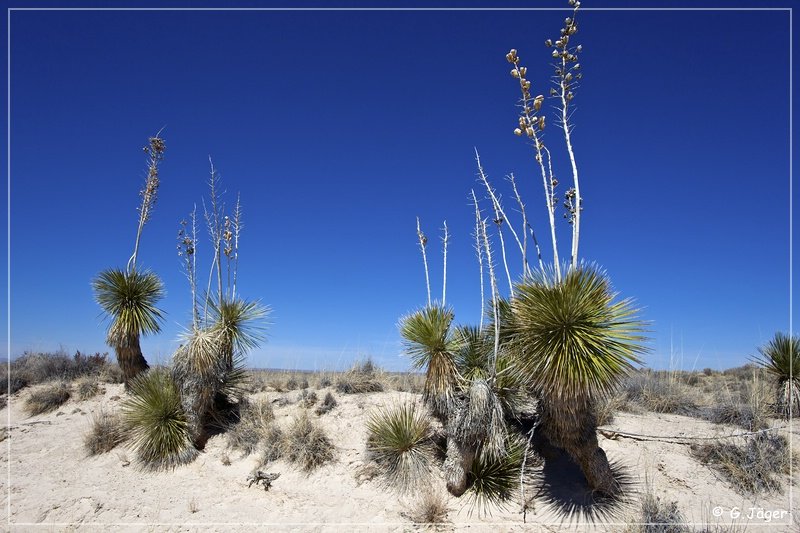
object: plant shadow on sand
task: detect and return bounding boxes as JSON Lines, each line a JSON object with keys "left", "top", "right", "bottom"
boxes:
{"left": 529, "top": 437, "right": 632, "bottom": 524}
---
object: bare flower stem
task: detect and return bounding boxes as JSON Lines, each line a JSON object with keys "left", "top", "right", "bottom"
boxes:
{"left": 470, "top": 190, "right": 486, "bottom": 328}
{"left": 480, "top": 219, "right": 500, "bottom": 376}
{"left": 507, "top": 173, "right": 533, "bottom": 277}
{"left": 232, "top": 193, "right": 242, "bottom": 301}
{"left": 416, "top": 217, "right": 431, "bottom": 307}
{"left": 127, "top": 133, "right": 165, "bottom": 274}
{"left": 441, "top": 221, "right": 449, "bottom": 306}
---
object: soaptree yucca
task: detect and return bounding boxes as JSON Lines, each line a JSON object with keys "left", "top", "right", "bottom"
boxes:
{"left": 93, "top": 134, "right": 166, "bottom": 389}
{"left": 400, "top": 305, "right": 462, "bottom": 419}
{"left": 93, "top": 268, "right": 164, "bottom": 389}
{"left": 754, "top": 332, "right": 800, "bottom": 418}
{"left": 509, "top": 265, "right": 645, "bottom": 495}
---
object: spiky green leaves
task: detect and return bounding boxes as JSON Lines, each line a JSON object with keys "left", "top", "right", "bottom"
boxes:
{"left": 366, "top": 401, "right": 436, "bottom": 493}
{"left": 400, "top": 305, "right": 462, "bottom": 415}
{"left": 509, "top": 265, "right": 646, "bottom": 402}
{"left": 755, "top": 332, "right": 799, "bottom": 385}
{"left": 754, "top": 332, "right": 800, "bottom": 418}
{"left": 468, "top": 432, "right": 528, "bottom": 510}
{"left": 93, "top": 268, "right": 164, "bottom": 348}
{"left": 121, "top": 369, "right": 197, "bottom": 470}
{"left": 208, "top": 297, "right": 269, "bottom": 356}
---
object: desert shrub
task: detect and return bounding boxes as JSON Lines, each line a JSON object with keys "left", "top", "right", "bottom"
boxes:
{"left": 406, "top": 488, "right": 449, "bottom": 524}
{"left": 121, "top": 369, "right": 197, "bottom": 470}
{"left": 283, "top": 413, "right": 335, "bottom": 472}
{"left": 24, "top": 382, "right": 71, "bottom": 415}
{"left": 99, "top": 362, "right": 124, "bottom": 384}
{"left": 227, "top": 397, "right": 275, "bottom": 455}
{"left": 622, "top": 371, "right": 700, "bottom": 416}
{"left": 0, "top": 396, "right": 7, "bottom": 410}
{"left": 259, "top": 425, "right": 285, "bottom": 465}
{"left": 299, "top": 377, "right": 309, "bottom": 389}
{"left": 366, "top": 402, "right": 436, "bottom": 492}
{"left": 285, "top": 376, "right": 299, "bottom": 391}
{"left": 84, "top": 408, "right": 126, "bottom": 455}
{"left": 75, "top": 377, "right": 102, "bottom": 401}
{"left": 1, "top": 351, "right": 111, "bottom": 395}
{"left": 690, "top": 432, "right": 794, "bottom": 495}
{"left": 703, "top": 368, "right": 713, "bottom": 377}
{"left": 315, "top": 392, "right": 338, "bottom": 415}
{"left": 299, "top": 389, "right": 318, "bottom": 408}
{"left": 317, "top": 375, "right": 332, "bottom": 388}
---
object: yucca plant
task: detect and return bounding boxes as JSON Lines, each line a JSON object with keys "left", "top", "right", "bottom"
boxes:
{"left": 754, "top": 332, "right": 800, "bottom": 418}
{"left": 93, "top": 134, "right": 166, "bottom": 389}
{"left": 121, "top": 368, "right": 198, "bottom": 470}
{"left": 467, "top": 432, "right": 528, "bottom": 512}
{"left": 366, "top": 401, "right": 436, "bottom": 493}
{"left": 400, "top": 305, "right": 462, "bottom": 418}
{"left": 508, "top": 264, "right": 646, "bottom": 496}
{"left": 93, "top": 268, "right": 164, "bottom": 389}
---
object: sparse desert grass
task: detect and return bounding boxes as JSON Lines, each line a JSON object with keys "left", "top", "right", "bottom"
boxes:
{"left": 2, "top": 350, "right": 112, "bottom": 395}
{"left": 283, "top": 413, "right": 335, "bottom": 472}
{"left": 690, "top": 432, "right": 794, "bottom": 495}
{"left": 75, "top": 377, "right": 102, "bottom": 401}
{"left": 405, "top": 488, "right": 449, "bottom": 524}
{"left": 258, "top": 425, "right": 285, "bottom": 466}
{"left": 337, "top": 358, "right": 386, "bottom": 394}
{"left": 621, "top": 370, "right": 701, "bottom": 416}
{"left": 24, "top": 382, "right": 71, "bottom": 415}
{"left": 84, "top": 408, "right": 126, "bottom": 455}
{"left": 624, "top": 487, "right": 688, "bottom": 533}
{"left": 315, "top": 391, "right": 338, "bottom": 415}
{"left": 227, "top": 397, "right": 275, "bottom": 455}
{"left": 366, "top": 401, "right": 436, "bottom": 492}
{"left": 0, "top": 395, "right": 6, "bottom": 410}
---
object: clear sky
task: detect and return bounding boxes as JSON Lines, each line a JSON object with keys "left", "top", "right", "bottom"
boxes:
{"left": 3, "top": 1, "right": 795, "bottom": 371}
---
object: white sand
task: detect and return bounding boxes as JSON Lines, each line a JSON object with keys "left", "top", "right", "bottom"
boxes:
{"left": 2, "top": 383, "right": 797, "bottom": 532}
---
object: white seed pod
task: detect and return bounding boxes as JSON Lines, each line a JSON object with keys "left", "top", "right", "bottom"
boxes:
{"left": 576, "top": 45, "right": 583, "bottom": 53}
{"left": 533, "top": 94, "right": 544, "bottom": 111}
{"left": 565, "top": 72, "right": 573, "bottom": 82}
{"left": 545, "top": 39, "right": 552, "bottom": 47}
{"left": 538, "top": 116, "right": 546, "bottom": 129}
{"left": 514, "top": 128, "right": 523, "bottom": 136}
{"left": 520, "top": 66, "right": 527, "bottom": 76}
{"left": 526, "top": 127, "right": 535, "bottom": 137}
{"left": 511, "top": 69, "right": 519, "bottom": 78}
{"left": 523, "top": 80, "right": 531, "bottom": 90}
{"left": 552, "top": 49, "right": 559, "bottom": 58}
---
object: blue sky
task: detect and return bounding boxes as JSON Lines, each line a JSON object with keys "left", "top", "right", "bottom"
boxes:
{"left": 3, "top": 1, "right": 795, "bottom": 371}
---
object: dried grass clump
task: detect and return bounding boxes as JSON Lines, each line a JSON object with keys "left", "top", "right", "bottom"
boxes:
{"left": 595, "top": 393, "right": 628, "bottom": 426}
{"left": 315, "top": 392, "right": 338, "bottom": 415}
{"left": 405, "top": 488, "right": 449, "bottom": 525}
{"left": 0, "top": 396, "right": 7, "bottom": 410}
{"left": 690, "top": 432, "right": 794, "bottom": 495}
{"left": 84, "top": 408, "right": 127, "bottom": 455}
{"left": 336, "top": 359, "right": 385, "bottom": 394}
{"left": 366, "top": 402, "right": 436, "bottom": 492}
{"left": 227, "top": 397, "right": 275, "bottom": 455}
{"left": 283, "top": 413, "right": 335, "bottom": 472}
{"left": 622, "top": 371, "right": 700, "bottom": 416}
{"left": 76, "top": 377, "right": 102, "bottom": 401}
{"left": 285, "top": 377, "right": 300, "bottom": 391}
{"left": 259, "top": 425, "right": 285, "bottom": 465}
{"left": 624, "top": 489, "right": 688, "bottom": 533}
{"left": 24, "top": 382, "right": 71, "bottom": 415}
{"left": 299, "top": 389, "right": 318, "bottom": 408}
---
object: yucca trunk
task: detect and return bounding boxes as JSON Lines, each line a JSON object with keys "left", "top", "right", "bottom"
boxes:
{"left": 444, "top": 434, "right": 477, "bottom": 497}
{"left": 116, "top": 340, "right": 150, "bottom": 390}
{"left": 777, "top": 379, "right": 800, "bottom": 418}
{"left": 535, "top": 395, "right": 618, "bottom": 496}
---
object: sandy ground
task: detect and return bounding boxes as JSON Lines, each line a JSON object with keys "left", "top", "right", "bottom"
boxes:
{"left": 1, "top": 383, "right": 797, "bottom": 532}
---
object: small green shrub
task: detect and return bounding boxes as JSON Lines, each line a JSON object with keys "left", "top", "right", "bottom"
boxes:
{"left": 84, "top": 408, "right": 126, "bottom": 455}
{"left": 24, "top": 382, "right": 71, "bottom": 415}
{"left": 121, "top": 369, "right": 197, "bottom": 470}
{"left": 366, "top": 402, "right": 435, "bottom": 492}
{"left": 283, "top": 413, "right": 334, "bottom": 472}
